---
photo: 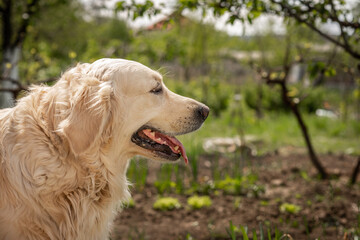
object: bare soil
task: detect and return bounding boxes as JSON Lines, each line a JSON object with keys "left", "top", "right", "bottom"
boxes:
{"left": 111, "top": 150, "right": 360, "bottom": 240}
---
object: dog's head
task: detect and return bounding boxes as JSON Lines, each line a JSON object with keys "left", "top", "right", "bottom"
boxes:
{"left": 58, "top": 58, "right": 209, "bottom": 163}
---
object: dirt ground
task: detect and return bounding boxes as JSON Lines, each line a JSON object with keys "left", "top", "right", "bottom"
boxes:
{"left": 111, "top": 150, "right": 360, "bottom": 240}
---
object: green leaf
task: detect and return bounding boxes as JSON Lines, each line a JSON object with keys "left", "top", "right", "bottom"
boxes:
{"left": 247, "top": 15, "right": 253, "bottom": 24}
{"left": 228, "top": 15, "right": 238, "bottom": 25}
{"left": 325, "top": 67, "right": 336, "bottom": 77}
{"left": 253, "top": 229, "right": 258, "bottom": 240}
{"left": 240, "top": 226, "right": 249, "bottom": 240}
{"left": 116, "top": 1, "right": 125, "bottom": 10}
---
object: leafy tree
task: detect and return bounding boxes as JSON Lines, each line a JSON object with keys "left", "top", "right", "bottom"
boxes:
{"left": 0, "top": 0, "right": 134, "bottom": 108}
{"left": 0, "top": 0, "right": 71, "bottom": 108}
{"left": 117, "top": 0, "right": 360, "bottom": 60}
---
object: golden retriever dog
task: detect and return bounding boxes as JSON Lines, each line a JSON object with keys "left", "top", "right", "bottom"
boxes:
{"left": 0, "top": 58, "right": 209, "bottom": 240}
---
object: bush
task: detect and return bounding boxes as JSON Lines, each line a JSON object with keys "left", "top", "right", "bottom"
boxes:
{"left": 243, "top": 83, "right": 285, "bottom": 112}
{"left": 166, "top": 77, "right": 234, "bottom": 116}
{"left": 243, "top": 81, "right": 343, "bottom": 114}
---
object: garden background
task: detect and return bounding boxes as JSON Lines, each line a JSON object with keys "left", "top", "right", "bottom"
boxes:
{"left": 0, "top": 0, "right": 359, "bottom": 239}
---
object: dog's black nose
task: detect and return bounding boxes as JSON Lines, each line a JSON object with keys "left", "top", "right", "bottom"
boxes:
{"left": 197, "top": 105, "right": 210, "bottom": 121}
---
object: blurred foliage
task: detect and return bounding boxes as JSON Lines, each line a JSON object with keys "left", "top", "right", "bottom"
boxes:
{"left": 187, "top": 195, "right": 212, "bottom": 209}
{"left": 4, "top": 1, "right": 359, "bottom": 116}
{"left": 153, "top": 197, "right": 181, "bottom": 211}
{"left": 280, "top": 203, "right": 302, "bottom": 215}
{"left": 1, "top": 0, "right": 359, "bottom": 155}
{"left": 117, "top": 0, "right": 360, "bottom": 59}
{"left": 215, "top": 175, "right": 265, "bottom": 197}
{"left": 122, "top": 198, "right": 135, "bottom": 208}
{"left": 166, "top": 77, "right": 233, "bottom": 116}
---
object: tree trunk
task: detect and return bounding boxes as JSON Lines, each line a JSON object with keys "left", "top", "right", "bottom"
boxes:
{"left": 291, "top": 101, "right": 328, "bottom": 179}
{"left": 0, "top": 46, "right": 21, "bottom": 108}
{"left": 279, "top": 82, "right": 328, "bottom": 179}
{"left": 350, "top": 156, "right": 360, "bottom": 185}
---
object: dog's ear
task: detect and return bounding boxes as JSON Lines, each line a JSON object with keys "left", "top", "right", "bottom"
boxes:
{"left": 59, "top": 78, "right": 112, "bottom": 155}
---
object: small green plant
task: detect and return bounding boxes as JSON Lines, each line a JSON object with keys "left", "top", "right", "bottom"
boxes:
{"left": 280, "top": 203, "right": 301, "bottom": 214}
{"left": 226, "top": 221, "right": 292, "bottom": 240}
{"left": 127, "top": 226, "right": 147, "bottom": 240}
{"left": 226, "top": 221, "right": 240, "bottom": 240}
{"left": 127, "top": 158, "right": 148, "bottom": 190}
{"left": 215, "top": 176, "right": 244, "bottom": 195}
{"left": 315, "top": 194, "right": 325, "bottom": 202}
{"left": 154, "top": 180, "right": 176, "bottom": 195}
{"left": 185, "top": 233, "right": 195, "bottom": 240}
{"left": 300, "top": 170, "right": 310, "bottom": 182}
{"left": 234, "top": 197, "right": 242, "bottom": 209}
{"left": 123, "top": 198, "right": 135, "bottom": 208}
{"left": 215, "top": 174, "right": 264, "bottom": 196}
{"left": 291, "top": 220, "right": 299, "bottom": 228}
{"left": 153, "top": 197, "right": 181, "bottom": 211}
{"left": 187, "top": 195, "right": 212, "bottom": 209}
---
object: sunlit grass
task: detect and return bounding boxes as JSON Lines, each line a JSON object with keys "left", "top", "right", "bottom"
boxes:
{"left": 179, "top": 110, "right": 360, "bottom": 156}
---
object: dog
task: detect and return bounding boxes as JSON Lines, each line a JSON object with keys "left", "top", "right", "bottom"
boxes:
{"left": 0, "top": 58, "right": 209, "bottom": 240}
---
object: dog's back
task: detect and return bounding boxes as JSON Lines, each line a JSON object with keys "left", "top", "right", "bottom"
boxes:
{"left": 0, "top": 96, "right": 60, "bottom": 240}
{"left": 0, "top": 88, "right": 118, "bottom": 240}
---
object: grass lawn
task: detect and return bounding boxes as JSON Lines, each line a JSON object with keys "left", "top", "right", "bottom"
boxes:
{"left": 179, "top": 111, "right": 360, "bottom": 156}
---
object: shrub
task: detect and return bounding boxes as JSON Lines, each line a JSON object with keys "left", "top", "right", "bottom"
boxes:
{"left": 166, "top": 77, "right": 234, "bottom": 116}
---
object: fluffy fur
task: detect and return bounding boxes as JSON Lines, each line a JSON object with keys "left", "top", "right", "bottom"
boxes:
{"left": 0, "top": 58, "right": 208, "bottom": 240}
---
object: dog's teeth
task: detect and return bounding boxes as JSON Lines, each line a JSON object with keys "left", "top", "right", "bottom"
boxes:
{"left": 174, "top": 146, "right": 179, "bottom": 152}
{"left": 150, "top": 131, "right": 155, "bottom": 137}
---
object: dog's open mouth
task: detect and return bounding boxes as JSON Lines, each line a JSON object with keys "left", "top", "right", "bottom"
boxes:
{"left": 131, "top": 127, "right": 189, "bottom": 164}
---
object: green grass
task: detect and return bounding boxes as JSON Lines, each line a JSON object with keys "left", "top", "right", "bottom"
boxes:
{"left": 178, "top": 111, "right": 360, "bottom": 156}
{"left": 226, "top": 221, "right": 291, "bottom": 240}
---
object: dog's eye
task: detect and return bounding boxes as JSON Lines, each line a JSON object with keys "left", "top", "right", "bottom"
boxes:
{"left": 150, "top": 86, "right": 163, "bottom": 95}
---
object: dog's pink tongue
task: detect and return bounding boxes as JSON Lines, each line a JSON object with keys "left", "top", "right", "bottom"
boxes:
{"left": 166, "top": 136, "right": 189, "bottom": 164}
{"left": 142, "top": 129, "right": 189, "bottom": 164}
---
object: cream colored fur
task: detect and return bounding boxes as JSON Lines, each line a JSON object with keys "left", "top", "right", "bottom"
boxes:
{"left": 0, "top": 58, "right": 207, "bottom": 240}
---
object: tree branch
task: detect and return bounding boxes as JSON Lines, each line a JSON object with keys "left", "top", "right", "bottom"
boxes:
{"left": 252, "top": 49, "right": 328, "bottom": 179}
{"left": 298, "top": 0, "right": 360, "bottom": 29}
{"left": 0, "top": 76, "right": 56, "bottom": 98}
{"left": 0, "top": 76, "right": 25, "bottom": 88}
{"left": 270, "top": 0, "right": 360, "bottom": 60}
{"left": 329, "top": 0, "right": 351, "bottom": 51}
{"left": 12, "top": 0, "right": 40, "bottom": 47}
{"left": 350, "top": 156, "right": 360, "bottom": 185}
{"left": 0, "top": 88, "right": 25, "bottom": 93}
{"left": 2, "top": 0, "right": 12, "bottom": 51}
